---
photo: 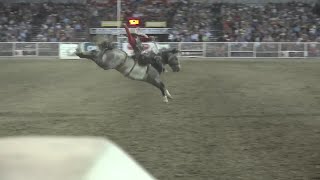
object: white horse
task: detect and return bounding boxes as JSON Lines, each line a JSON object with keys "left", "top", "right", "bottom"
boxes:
{"left": 76, "top": 41, "right": 180, "bottom": 103}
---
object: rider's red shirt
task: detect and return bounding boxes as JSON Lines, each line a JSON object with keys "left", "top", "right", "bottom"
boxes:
{"left": 124, "top": 24, "right": 152, "bottom": 49}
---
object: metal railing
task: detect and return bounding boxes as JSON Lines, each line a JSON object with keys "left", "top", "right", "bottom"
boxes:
{"left": 0, "top": 42, "right": 319, "bottom": 58}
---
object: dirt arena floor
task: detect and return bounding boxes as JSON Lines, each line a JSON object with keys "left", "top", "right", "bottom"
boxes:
{"left": 0, "top": 58, "right": 320, "bottom": 180}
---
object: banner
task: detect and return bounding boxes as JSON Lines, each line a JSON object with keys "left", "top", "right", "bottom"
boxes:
{"left": 145, "top": 22, "right": 167, "bottom": 27}
{"left": 80, "top": 42, "right": 98, "bottom": 52}
{"left": 59, "top": 43, "right": 80, "bottom": 59}
{"left": 89, "top": 28, "right": 171, "bottom": 35}
{"left": 127, "top": 18, "right": 141, "bottom": 27}
{"left": 101, "top": 21, "right": 122, "bottom": 27}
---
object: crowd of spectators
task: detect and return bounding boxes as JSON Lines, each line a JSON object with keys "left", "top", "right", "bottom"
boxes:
{"left": 0, "top": 2, "right": 89, "bottom": 42}
{"left": 35, "top": 2, "right": 89, "bottom": 42}
{"left": 0, "top": 3, "right": 33, "bottom": 42}
{"left": 167, "top": 1, "right": 216, "bottom": 42}
{"left": 220, "top": 2, "right": 320, "bottom": 42}
{"left": 0, "top": 1, "right": 319, "bottom": 42}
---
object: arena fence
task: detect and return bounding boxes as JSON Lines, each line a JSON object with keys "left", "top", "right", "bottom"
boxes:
{"left": 0, "top": 42, "right": 319, "bottom": 59}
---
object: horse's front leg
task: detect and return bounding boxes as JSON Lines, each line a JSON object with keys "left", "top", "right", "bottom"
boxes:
{"left": 146, "top": 76, "right": 169, "bottom": 103}
{"left": 165, "top": 89, "right": 173, "bottom": 99}
{"left": 158, "top": 81, "right": 174, "bottom": 102}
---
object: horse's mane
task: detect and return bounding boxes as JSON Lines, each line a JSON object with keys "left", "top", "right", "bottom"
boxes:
{"left": 159, "top": 49, "right": 170, "bottom": 63}
{"left": 159, "top": 48, "right": 179, "bottom": 63}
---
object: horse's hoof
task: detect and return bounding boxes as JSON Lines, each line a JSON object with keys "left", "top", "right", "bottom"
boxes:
{"left": 163, "top": 96, "right": 169, "bottom": 103}
{"left": 165, "top": 90, "right": 173, "bottom": 99}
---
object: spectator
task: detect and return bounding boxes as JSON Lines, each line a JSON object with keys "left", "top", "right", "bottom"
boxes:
{"left": 36, "top": 3, "right": 89, "bottom": 42}
{"left": 220, "top": 2, "right": 320, "bottom": 42}
{"left": 0, "top": 3, "right": 33, "bottom": 42}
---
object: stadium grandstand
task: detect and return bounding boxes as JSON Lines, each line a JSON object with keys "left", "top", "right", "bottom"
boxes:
{"left": 0, "top": 0, "right": 319, "bottom": 42}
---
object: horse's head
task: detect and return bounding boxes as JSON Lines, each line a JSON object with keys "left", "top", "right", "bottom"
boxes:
{"left": 167, "top": 54, "right": 181, "bottom": 72}
{"left": 160, "top": 48, "right": 181, "bottom": 72}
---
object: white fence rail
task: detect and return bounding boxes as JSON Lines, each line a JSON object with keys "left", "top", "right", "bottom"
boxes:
{"left": 0, "top": 42, "right": 319, "bottom": 58}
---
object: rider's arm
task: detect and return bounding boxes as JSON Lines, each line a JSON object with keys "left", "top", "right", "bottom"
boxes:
{"left": 123, "top": 24, "right": 136, "bottom": 48}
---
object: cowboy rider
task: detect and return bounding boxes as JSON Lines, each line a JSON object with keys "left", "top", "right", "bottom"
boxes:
{"left": 123, "top": 24, "right": 164, "bottom": 72}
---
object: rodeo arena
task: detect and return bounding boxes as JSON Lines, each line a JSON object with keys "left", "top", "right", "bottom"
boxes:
{"left": 1, "top": 0, "right": 320, "bottom": 179}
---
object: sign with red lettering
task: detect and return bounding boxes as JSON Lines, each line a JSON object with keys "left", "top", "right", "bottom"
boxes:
{"left": 129, "top": 19, "right": 140, "bottom": 25}
{"left": 127, "top": 17, "right": 142, "bottom": 27}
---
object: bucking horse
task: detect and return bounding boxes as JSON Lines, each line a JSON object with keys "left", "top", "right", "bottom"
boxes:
{"left": 75, "top": 40, "right": 181, "bottom": 103}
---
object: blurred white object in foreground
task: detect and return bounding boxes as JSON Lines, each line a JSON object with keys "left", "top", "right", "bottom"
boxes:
{"left": 0, "top": 136, "right": 157, "bottom": 180}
